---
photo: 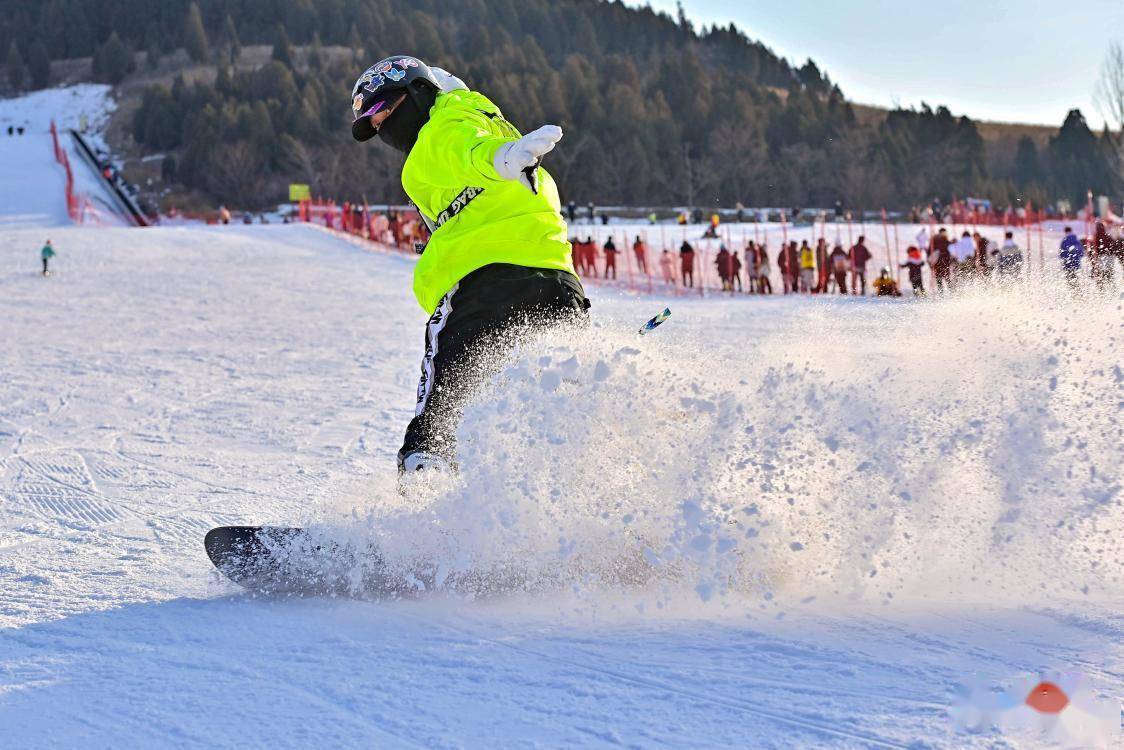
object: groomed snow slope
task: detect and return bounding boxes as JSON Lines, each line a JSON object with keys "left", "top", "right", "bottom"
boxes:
{"left": 0, "top": 224, "right": 1121, "bottom": 747}
{"left": 0, "top": 85, "right": 127, "bottom": 228}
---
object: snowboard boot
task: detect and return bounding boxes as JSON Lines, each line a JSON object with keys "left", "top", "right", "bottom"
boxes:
{"left": 396, "top": 451, "right": 456, "bottom": 498}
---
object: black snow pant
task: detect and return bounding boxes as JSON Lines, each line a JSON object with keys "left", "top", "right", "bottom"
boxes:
{"left": 398, "top": 263, "right": 590, "bottom": 470}
{"left": 42, "top": 258, "right": 48, "bottom": 275}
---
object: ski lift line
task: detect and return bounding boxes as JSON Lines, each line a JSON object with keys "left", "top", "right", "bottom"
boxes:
{"left": 68, "top": 129, "right": 148, "bottom": 226}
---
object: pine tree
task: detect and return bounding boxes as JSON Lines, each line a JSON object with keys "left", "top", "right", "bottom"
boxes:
{"left": 95, "top": 32, "right": 134, "bottom": 85}
{"left": 27, "top": 40, "right": 49, "bottom": 89}
{"left": 271, "top": 23, "right": 293, "bottom": 68}
{"left": 184, "top": 2, "right": 209, "bottom": 63}
{"left": 1014, "top": 136, "right": 1039, "bottom": 186}
{"left": 222, "top": 14, "right": 240, "bottom": 65}
{"left": 6, "top": 41, "right": 27, "bottom": 91}
{"left": 307, "top": 32, "right": 323, "bottom": 70}
{"left": 144, "top": 26, "right": 162, "bottom": 69}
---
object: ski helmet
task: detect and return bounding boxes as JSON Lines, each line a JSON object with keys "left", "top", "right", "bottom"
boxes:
{"left": 350, "top": 55, "right": 440, "bottom": 152}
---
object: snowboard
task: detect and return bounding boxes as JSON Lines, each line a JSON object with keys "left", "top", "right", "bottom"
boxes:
{"left": 204, "top": 525, "right": 436, "bottom": 598}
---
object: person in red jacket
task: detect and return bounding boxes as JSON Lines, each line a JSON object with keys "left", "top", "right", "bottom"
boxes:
{"left": 680, "top": 240, "right": 696, "bottom": 287}
{"left": 632, "top": 235, "right": 648, "bottom": 274}
{"left": 848, "top": 235, "right": 872, "bottom": 295}
{"left": 603, "top": 237, "right": 619, "bottom": 279}
{"left": 715, "top": 244, "right": 732, "bottom": 291}
{"left": 929, "top": 228, "right": 952, "bottom": 292}
{"left": 815, "top": 237, "right": 830, "bottom": 293}
{"left": 777, "top": 242, "right": 799, "bottom": 294}
{"left": 584, "top": 236, "right": 598, "bottom": 278}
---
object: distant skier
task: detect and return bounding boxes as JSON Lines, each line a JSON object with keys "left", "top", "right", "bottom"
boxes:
{"left": 1090, "top": 221, "right": 1115, "bottom": 289}
{"left": 798, "top": 239, "right": 815, "bottom": 293}
{"left": 756, "top": 243, "right": 773, "bottom": 294}
{"left": 848, "top": 236, "right": 871, "bottom": 295}
{"left": 814, "top": 238, "right": 829, "bottom": 293}
{"left": 632, "top": 235, "right": 648, "bottom": 274}
{"left": 872, "top": 267, "right": 902, "bottom": 297}
{"left": 350, "top": 55, "right": 588, "bottom": 474}
{"left": 659, "top": 248, "right": 675, "bottom": 286}
{"left": 829, "top": 243, "right": 849, "bottom": 294}
{"left": 603, "top": 237, "right": 618, "bottom": 279}
{"left": 930, "top": 228, "right": 952, "bottom": 292}
{"left": 992, "top": 231, "right": 1023, "bottom": 278}
{"left": 1059, "top": 227, "right": 1084, "bottom": 288}
{"left": 41, "top": 239, "right": 55, "bottom": 276}
{"left": 900, "top": 246, "right": 925, "bottom": 295}
{"left": 715, "top": 244, "right": 732, "bottom": 290}
{"left": 680, "top": 240, "right": 695, "bottom": 287}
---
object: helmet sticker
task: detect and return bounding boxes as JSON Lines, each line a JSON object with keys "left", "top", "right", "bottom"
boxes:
{"left": 373, "top": 60, "right": 393, "bottom": 73}
{"left": 362, "top": 73, "right": 386, "bottom": 92}
{"left": 396, "top": 58, "right": 419, "bottom": 69}
{"left": 385, "top": 68, "right": 406, "bottom": 82}
{"left": 352, "top": 94, "right": 364, "bottom": 114}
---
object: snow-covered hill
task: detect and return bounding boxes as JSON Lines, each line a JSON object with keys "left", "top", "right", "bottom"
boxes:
{"left": 0, "top": 85, "right": 128, "bottom": 228}
{"left": 0, "top": 222, "right": 1120, "bottom": 747}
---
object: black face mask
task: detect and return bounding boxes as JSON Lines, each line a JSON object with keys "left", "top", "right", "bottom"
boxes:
{"left": 378, "top": 88, "right": 436, "bottom": 154}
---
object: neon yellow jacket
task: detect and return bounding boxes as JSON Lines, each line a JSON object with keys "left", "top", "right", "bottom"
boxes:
{"left": 402, "top": 89, "right": 575, "bottom": 313}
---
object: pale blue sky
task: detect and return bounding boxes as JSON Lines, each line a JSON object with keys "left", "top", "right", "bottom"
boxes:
{"left": 639, "top": 1, "right": 1122, "bottom": 128}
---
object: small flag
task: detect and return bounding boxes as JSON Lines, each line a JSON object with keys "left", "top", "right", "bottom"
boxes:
{"left": 639, "top": 308, "right": 671, "bottom": 336}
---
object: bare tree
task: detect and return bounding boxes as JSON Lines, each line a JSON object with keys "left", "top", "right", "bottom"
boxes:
{"left": 206, "top": 142, "right": 265, "bottom": 207}
{"left": 1095, "top": 39, "right": 1124, "bottom": 181}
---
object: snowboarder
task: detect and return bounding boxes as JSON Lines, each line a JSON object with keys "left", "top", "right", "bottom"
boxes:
{"left": 350, "top": 55, "right": 588, "bottom": 474}
{"left": 41, "top": 239, "right": 55, "bottom": 276}
{"left": 731, "top": 250, "right": 743, "bottom": 292}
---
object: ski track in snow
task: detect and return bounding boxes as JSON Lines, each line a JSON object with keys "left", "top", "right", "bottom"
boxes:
{"left": 0, "top": 222, "right": 1121, "bottom": 747}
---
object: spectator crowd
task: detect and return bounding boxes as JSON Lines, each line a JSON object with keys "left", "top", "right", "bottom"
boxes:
{"left": 285, "top": 199, "right": 1124, "bottom": 300}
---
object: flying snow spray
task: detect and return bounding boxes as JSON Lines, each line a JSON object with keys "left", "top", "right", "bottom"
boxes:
{"left": 638, "top": 307, "right": 671, "bottom": 336}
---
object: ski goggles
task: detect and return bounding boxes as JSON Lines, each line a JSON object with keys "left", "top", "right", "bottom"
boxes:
{"left": 352, "top": 91, "right": 405, "bottom": 123}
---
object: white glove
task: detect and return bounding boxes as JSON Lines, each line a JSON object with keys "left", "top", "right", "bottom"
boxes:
{"left": 494, "top": 125, "right": 562, "bottom": 193}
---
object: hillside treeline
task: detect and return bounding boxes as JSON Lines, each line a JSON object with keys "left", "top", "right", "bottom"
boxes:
{"left": 2, "top": 0, "right": 1118, "bottom": 210}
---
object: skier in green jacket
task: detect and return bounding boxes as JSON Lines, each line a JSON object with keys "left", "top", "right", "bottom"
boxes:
{"left": 350, "top": 55, "right": 589, "bottom": 475}
{"left": 41, "top": 239, "right": 55, "bottom": 276}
